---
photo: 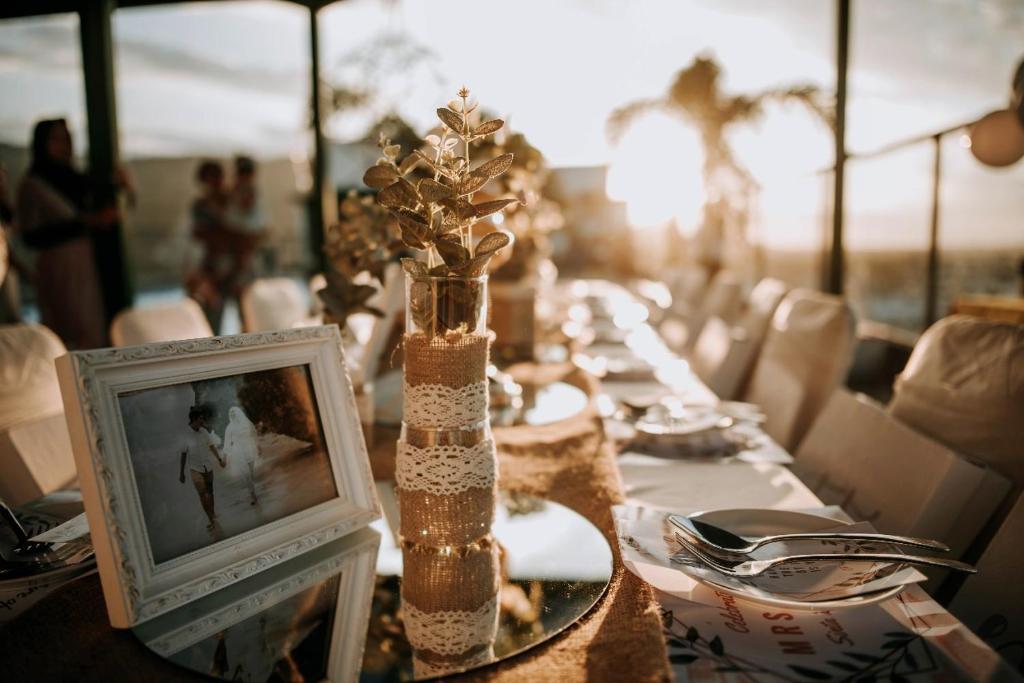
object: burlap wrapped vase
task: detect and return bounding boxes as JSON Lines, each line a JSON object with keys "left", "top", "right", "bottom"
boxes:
{"left": 396, "top": 273, "right": 498, "bottom": 549}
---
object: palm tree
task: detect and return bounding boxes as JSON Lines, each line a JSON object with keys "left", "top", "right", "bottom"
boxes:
{"left": 607, "top": 55, "right": 833, "bottom": 272}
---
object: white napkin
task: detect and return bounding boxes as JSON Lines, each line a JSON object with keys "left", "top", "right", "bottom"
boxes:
{"left": 612, "top": 504, "right": 926, "bottom": 607}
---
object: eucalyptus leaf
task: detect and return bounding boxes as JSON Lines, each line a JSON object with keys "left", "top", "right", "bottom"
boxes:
{"left": 363, "top": 163, "right": 398, "bottom": 190}
{"left": 473, "top": 119, "right": 504, "bottom": 136}
{"left": 451, "top": 252, "right": 493, "bottom": 276}
{"left": 475, "top": 152, "right": 514, "bottom": 178}
{"left": 436, "top": 107, "right": 464, "bottom": 133}
{"left": 401, "top": 258, "right": 428, "bottom": 278}
{"left": 398, "top": 154, "right": 420, "bottom": 176}
{"left": 458, "top": 171, "right": 490, "bottom": 196}
{"left": 476, "top": 230, "right": 512, "bottom": 255}
{"left": 473, "top": 197, "right": 518, "bottom": 218}
{"left": 413, "top": 150, "right": 445, "bottom": 176}
{"left": 378, "top": 180, "right": 417, "bottom": 209}
{"left": 435, "top": 238, "right": 470, "bottom": 268}
{"left": 435, "top": 212, "right": 462, "bottom": 236}
{"left": 400, "top": 225, "right": 428, "bottom": 249}
{"left": 418, "top": 178, "right": 455, "bottom": 202}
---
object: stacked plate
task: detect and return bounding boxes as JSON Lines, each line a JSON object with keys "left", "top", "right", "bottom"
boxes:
{"left": 1, "top": 496, "right": 96, "bottom": 624}
{"left": 613, "top": 506, "right": 945, "bottom": 610}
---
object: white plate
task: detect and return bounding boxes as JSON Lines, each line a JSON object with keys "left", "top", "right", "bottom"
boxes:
{"left": 678, "top": 509, "right": 911, "bottom": 610}
{"left": 634, "top": 410, "right": 724, "bottom": 438}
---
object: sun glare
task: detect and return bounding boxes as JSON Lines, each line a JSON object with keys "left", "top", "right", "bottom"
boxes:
{"left": 605, "top": 113, "right": 705, "bottom": 232}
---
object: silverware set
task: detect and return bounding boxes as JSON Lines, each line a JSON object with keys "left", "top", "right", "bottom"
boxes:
{"left": 0, "top": 497, "right": 93, "bottom": 579}
{"left": 668, "top": 514, "right": 976, "bottom": 577}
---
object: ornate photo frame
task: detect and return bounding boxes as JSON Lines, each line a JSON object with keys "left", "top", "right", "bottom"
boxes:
{"left": 57, "top": 326, "right": 380, "bottom": 627}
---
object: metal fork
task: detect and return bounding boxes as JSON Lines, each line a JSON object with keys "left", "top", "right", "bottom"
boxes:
{"left": 672, "top": 533, "right": 976, "bottom": 577}
{"left": 0, "top": 498, "right": 50, "bottom": 555}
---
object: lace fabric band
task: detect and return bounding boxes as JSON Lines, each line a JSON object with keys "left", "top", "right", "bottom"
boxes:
{"left": 396, "top": 439, "right": 497, "bottom": 496}
{"left": 403, "top": 381, "right": 489, "bottom": 428}
{"left": 403, "top": 597, "right": 500, "bottom": 657}
{"left": 412, "top": 648, "right": 494, "bottom": 678}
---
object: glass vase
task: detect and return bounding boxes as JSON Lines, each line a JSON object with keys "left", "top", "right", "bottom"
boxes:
{"left": 396, "top": 272, "right": 497, "bottom": 548}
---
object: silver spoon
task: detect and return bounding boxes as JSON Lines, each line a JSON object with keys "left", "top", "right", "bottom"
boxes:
{"left": 672, "top": 532, "right": 975, "bottom": 577}
{"left": 669, "top": 514, "right": 951, "bottom": 555}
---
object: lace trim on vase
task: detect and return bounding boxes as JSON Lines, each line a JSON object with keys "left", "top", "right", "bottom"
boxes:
{"left": 396, "top": 439, "right": 496, "bottom": 496}
{"left": 403, "top": 597, "right": 499, "bottom": 656}
{"left": 403, "top": 381, "right": 489, "bottom": 428}
{"left": 412, "top": 647, "right": 495, "bottom": 678}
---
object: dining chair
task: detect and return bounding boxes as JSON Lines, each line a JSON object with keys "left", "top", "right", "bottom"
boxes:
{"left": 109, "top": 298, "right": 214, "bottom": 346}
{"left": 0, "top": 324, "right": 77, "bottom": 505}
{"left": 888, "top": 315, "right": 1024, "bottom": 507}
{"left": 240, "top": 277, "right": 310, "bottom": 333}
{"left": 947, "top": 494, "right": 1024, "bottom": 674}
{"left": 662, "top": 270, "right": 743, "bottom": 353}
{"left": 793, "top": 389, "right": 1011, "bottom": 564}
{"left": 740, "top": 288, "right": 855, "bottom": 451}
{"left": 667, "top": 266, "right": 709, "bottom": 317}
{"left": 689, "top": 277, "right": 788, "bottom": 400}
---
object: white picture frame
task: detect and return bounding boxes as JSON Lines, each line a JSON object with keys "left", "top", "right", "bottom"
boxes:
{"left": 57, "top": 325, "right": 380, "bottom": 627}
{"left": 133, "top": 526, "right": 380, "bottom": 683}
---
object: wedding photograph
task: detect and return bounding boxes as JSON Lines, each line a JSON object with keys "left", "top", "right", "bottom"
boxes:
{"left": 118, "top": 364, "right": 338, "bottom": 564}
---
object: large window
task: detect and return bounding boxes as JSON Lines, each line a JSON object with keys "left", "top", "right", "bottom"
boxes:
{"left": 0, "top": 13, "right": 86, "bottom": 205}
{"left": 846, "top": 0, "right": 1023, "bottom": 331}
{"left": 113, "top": 0, "right": 311, "bottom": 289}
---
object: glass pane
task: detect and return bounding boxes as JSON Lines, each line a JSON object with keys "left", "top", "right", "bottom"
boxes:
{"left": 937, "top": 134, "right": 1024, "bottom": 313}
{"left": 113, "top": 1, "right": 311, "bottom": 293}
{"left": 845, "top": 144, "right": 933, "bottom": 331}
{"left": 0, "top": 13, "right": 86, "bottom": 202}
{"left": 849, "top": 0, "right": 1021, "bottom": 152}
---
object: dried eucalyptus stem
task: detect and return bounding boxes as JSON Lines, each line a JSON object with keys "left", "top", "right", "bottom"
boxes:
{"left": 361, "top": 87, "right": 522, "bottom": 337}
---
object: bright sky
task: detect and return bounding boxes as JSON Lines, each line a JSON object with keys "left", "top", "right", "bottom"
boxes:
{"left": 0, "top": 0, "right": 1020, "bottom": 248}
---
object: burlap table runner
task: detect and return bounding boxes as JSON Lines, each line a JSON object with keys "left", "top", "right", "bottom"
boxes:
{"left": 0, "top": 364, "right": 670, "bottom": 682}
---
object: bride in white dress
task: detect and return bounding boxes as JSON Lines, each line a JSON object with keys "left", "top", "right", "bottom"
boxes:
{"left": 224, "top": 406, "right": 260, "bottom": 505}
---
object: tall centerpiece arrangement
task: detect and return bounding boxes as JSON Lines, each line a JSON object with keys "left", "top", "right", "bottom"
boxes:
{"left": 362, "top": 87, "right": 516, "bottom": 551}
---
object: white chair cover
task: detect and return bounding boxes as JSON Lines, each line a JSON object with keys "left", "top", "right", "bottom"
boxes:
{"left": 742, "top": 288, "right": 855, "bottom": 450}
{"left": 0, "top": 324, "right": 65, "bottom": 431}
{"left": 690, "top": 278, "right": 788, "bottom": 400}
{"left": 110, "top": 299, "right": 213, "bottom": 346}
{"left": 948, "top": 494, "right": 1024, "bottom": 673}
{"left": 668, "top": 266, "right": 709, "bottom": 316}
{"left": 240, "top": 278, "right": 309, "bottom": 333}
{"left": 0, "top": 413, "right": 76, "bottom": 506}
{"left": 0, "top": 324, "right": 75, "bottom": 505}
{"left": 794, "top": 389, "right": 1010, "bottom": 561}
{"left": 888, "top": 315, "right": 1024, "bottom": 498}
{"left": 663, "top": 270, "right": 743, "bottom": 352}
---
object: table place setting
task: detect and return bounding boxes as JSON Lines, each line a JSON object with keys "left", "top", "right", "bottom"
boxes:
{"left": 601, "top": 392, "right": 793, "bottom": 464}
{"left": 611, "top": 504, "right": 974, "bottom": 611}
{"left": 0, "top": 492, "right": 96, "bottom": 624}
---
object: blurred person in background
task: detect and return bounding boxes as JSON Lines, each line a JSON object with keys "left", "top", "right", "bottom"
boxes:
{"left": 224, "top": 155, "right": 265, "bottom": 295}
{"left": 0, "top": 163, "right": 24, "bottom": 324}
{"left": 187, "top": 159, "right": 229, "bottom": 332}
{"left": 15, "top": 119, "right": 117, "bottom": 348}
